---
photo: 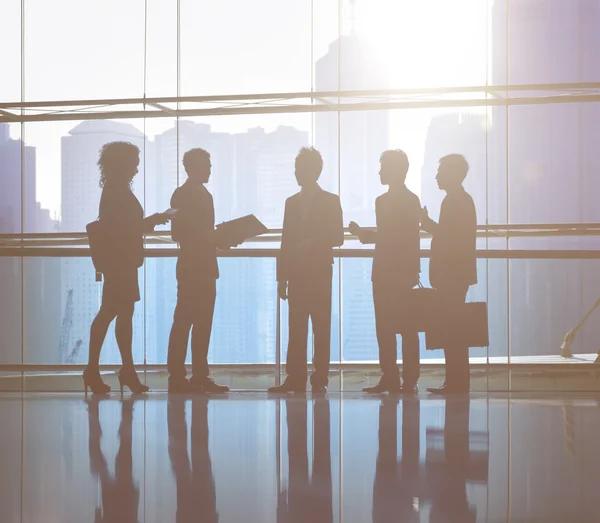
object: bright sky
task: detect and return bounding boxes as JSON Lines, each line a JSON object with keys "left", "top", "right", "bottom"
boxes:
{"left": 0, "top": 0, "right": 489, "bottom": 218}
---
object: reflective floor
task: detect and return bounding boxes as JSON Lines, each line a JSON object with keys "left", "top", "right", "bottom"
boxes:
{"left": 1, "top": 393, "right": 600, "bottom": 523}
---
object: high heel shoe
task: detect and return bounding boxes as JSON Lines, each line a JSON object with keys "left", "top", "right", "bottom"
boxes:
{"left": 117, "top": 368, "right": 149, "bottom": 394}
{"left": 83, "top": 367, "right": 111, "bottom": 395}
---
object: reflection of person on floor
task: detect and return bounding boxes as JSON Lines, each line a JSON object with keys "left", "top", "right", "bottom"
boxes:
{"left": 278, "top": 398, "right": 333, "bottom": 523}
{"left": 87, "top": 397, "right": 140, "bottom": 523}
{"left": 373, "top": 396, "right": 421, "bottom": 523}
{"left": 168, "top": 397, "right": 218, "bottom": 523}
{"left": 427, "top": 399, "right": 476, "bottom": 523}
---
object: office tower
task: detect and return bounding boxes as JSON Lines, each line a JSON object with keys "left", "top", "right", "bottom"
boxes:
{"left": 315, "top": 34, "right": 390, "bottom": 362}
{"left": 0, "top": 124, "right": 61, "bottom": 363}
{"left": 60, "top": 120, "right": 150, "bottom": 364}
{"left": 232, "top": 125, "right": 308, "bottom": 364}
{"left": 491, "top": 0, "right": 600, "bottom": 357}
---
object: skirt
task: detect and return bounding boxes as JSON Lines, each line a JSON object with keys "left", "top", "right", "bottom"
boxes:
{"left": 102, "top": 267, "right": 141, "bottom": 308}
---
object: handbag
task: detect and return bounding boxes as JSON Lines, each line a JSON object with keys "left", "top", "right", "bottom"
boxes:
{"left": 396, "top": 282, "right": 441, "bottom": 333}
{"left": 86, "top": 219, "right": 108, "bottom": 280}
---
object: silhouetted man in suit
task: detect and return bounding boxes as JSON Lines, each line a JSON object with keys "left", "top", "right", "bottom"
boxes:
{"left": 350, "top": 150, "right": 422, "bottom": 393}
{"left": 269, "top": 147, "right": 344, "bottom": 394}
{"left": 168, "top": 396, "right": 218, "bottom": 523}
{"left": 277, "top": 397, "right": 332, "bottom": 523}
{"left": 167, "top": 148, "right": 237, "bottom": 393}
{"left": 421, "top": 154, "right": 477, "bottom": 394}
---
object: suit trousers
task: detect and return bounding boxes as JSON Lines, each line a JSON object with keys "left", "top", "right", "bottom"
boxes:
{"left": 373, "top": 281, "right": 420, "bottom": 386}
{"left": 436, "top": 283, "right": 470, "bottom": 390}
{"left": 285, "top": 271, "right": 332, "bottom": 387}
{"left": 167, "top": 278, "right": 216, "bottom": 381}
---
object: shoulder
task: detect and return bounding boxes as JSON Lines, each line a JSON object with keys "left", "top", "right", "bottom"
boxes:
{"left": 170, "top": 185, "right": 185, "bottom": 207}
{"left": 286, "top": 192, "right": 301, "bottom": 204}
{"left": 405, "top": 188, "right": 421, "bottom": 207}
{"left": 320, "top": 189, "right": 341, "bottom": 204}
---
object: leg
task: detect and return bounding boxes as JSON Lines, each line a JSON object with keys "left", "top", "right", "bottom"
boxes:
{"left": 373, "top": 283, "right": 400, "bottom": 385}
{"left": 400, "top": 330, "right": 420, "bottom": 388}
{"left": 88, "top": 305, "right": 118, "bottom": 368}
{"left": 443, "top": 287, "right": 469, "bottom": 391}
{"left": 167, "top": 289, "right": 194, "bottom": 380}
{"left": 115, "top": 303, "right": 135, "bottom": 369}
{"left": 190, "top": 281, "right": 216, "bottom": 381}
{"left": 285, "top": 281, "right": 310, "bottom": 386}
{"left": 310, "top": 275, "right": 332, "bottom": 388}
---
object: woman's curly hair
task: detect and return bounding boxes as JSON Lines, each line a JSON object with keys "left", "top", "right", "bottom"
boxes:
{"left": 98, "top": 141, "right": 140, "bottom": 188}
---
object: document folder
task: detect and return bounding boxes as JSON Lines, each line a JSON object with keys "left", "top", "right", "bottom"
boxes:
{"left": 215, "top": 214, "right": 268, "bottom": 243}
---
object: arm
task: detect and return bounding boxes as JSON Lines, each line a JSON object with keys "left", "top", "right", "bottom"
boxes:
{"left": 349, "top": 197, "right": 378, "bottom": 244}
{"left": 420, "top": 206, "right": 438, "bottom": 234}
{"left": 277, "top": 200, "right": 290, "bottom": 299}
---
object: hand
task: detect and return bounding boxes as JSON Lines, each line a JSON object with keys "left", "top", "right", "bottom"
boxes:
{"left": 150, "top": 212, "right": 170, "bottom": 226}
{"left": 348, "top": 221, "right": 361, "bottom": 236}
{"left": 227, "top": 236, "right": 244, "bottom": 249}
{"left": 278, "top": 281, "right": 288, "bottom": 301}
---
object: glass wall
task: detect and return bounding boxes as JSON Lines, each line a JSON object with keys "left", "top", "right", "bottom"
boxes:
{"left": 2, "top": 0, "right": 600, "bottom": 372}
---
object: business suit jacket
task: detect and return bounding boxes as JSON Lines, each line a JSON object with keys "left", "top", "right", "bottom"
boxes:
{"left": 429, "top": 188, "right": 477, "bottom": 289}
{"left": 277, "top": 186, "right": 344, "bottom": 283}
{"left": 371, "top": 185, "right": 422, "bottom": 287}
{"left": 171, "top": 179, "right": 219, "bottom": 283}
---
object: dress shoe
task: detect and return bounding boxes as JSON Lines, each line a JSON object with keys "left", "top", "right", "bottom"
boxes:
{"left": 427, "top": 384, "right": 469, "bottom": 395}
{"left": 117, "top": 368, "right": 149, "bottom": 394}
{"left": 363, "top": 380, "right": 402, "bottom": 394}
{"left": 194, "top": 378, "right": 229, "bottom": 393}
{"left": 268, "top": 381, "right": 305, "bottom": 394}
{"left": 168, "top": 377, "right": 192, "bottom": 394}
{"left": 83, "top": 367, "right": 111, "bottom": 395}
{"left": 311, "top": 385, "right": 328, "bottom": 395}
{"left": 400, "top": 384, "right": 419, "bottom": 395}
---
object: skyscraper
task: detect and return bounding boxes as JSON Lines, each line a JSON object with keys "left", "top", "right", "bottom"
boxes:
{"left": 0, "top": 124, "right": 61, "bottom": 364}
{"left": 491, "top": 0, "right": 600, "bottom": 357}
{"left": 315, "top": 34, "right": 390, "bottom": 362}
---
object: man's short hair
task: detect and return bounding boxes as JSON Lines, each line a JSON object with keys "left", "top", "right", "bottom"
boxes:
{"left": 295, "top": 147, "right": 323, "bottom": 177}
{"left": 439, "top": 154, "right": 469, "bottom": 181}
{"left": 183, "top": 148, "right": 210, "bottom": 173}
{"left": 380, "top": 149, "right": 409, "bottom": 177}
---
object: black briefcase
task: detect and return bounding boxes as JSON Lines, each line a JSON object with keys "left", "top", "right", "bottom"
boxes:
{"left": 425, "top": 301, "right": 489, "bottom": 350}
{"left": 396, "top": 285, "right": 441, "bottom": 333}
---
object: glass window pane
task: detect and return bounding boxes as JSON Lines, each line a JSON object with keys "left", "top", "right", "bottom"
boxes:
{"left": 0, "top": 0, "right": 21, "bottom": 102}
{"left": 24, "top": 0, "right": 145, "bottom": 101}
{"left": 508, "top": 103, "right": 600, "bottom": 225}
{"left": 507, "top": 0, "right": 600, "bottom": 84}
{"left": 0, "top": 124, "right": 24, "bottom": 234}
{"left": 180, "top": 0, "right": 312, "bottom": 95}
{"left": 0, "top": 258, "right": 22, "bottom": 365}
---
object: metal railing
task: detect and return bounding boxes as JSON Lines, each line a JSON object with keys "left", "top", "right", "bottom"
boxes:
{"left": 1, "top": 224, "right": 600, "bottom": 375}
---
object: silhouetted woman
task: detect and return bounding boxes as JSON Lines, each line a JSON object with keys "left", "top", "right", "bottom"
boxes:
{"left": 83, "top": 141, "right": 168, "bottom": 394}
{"left": 87, "top": 396, "right": 141, "bottom": 523}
